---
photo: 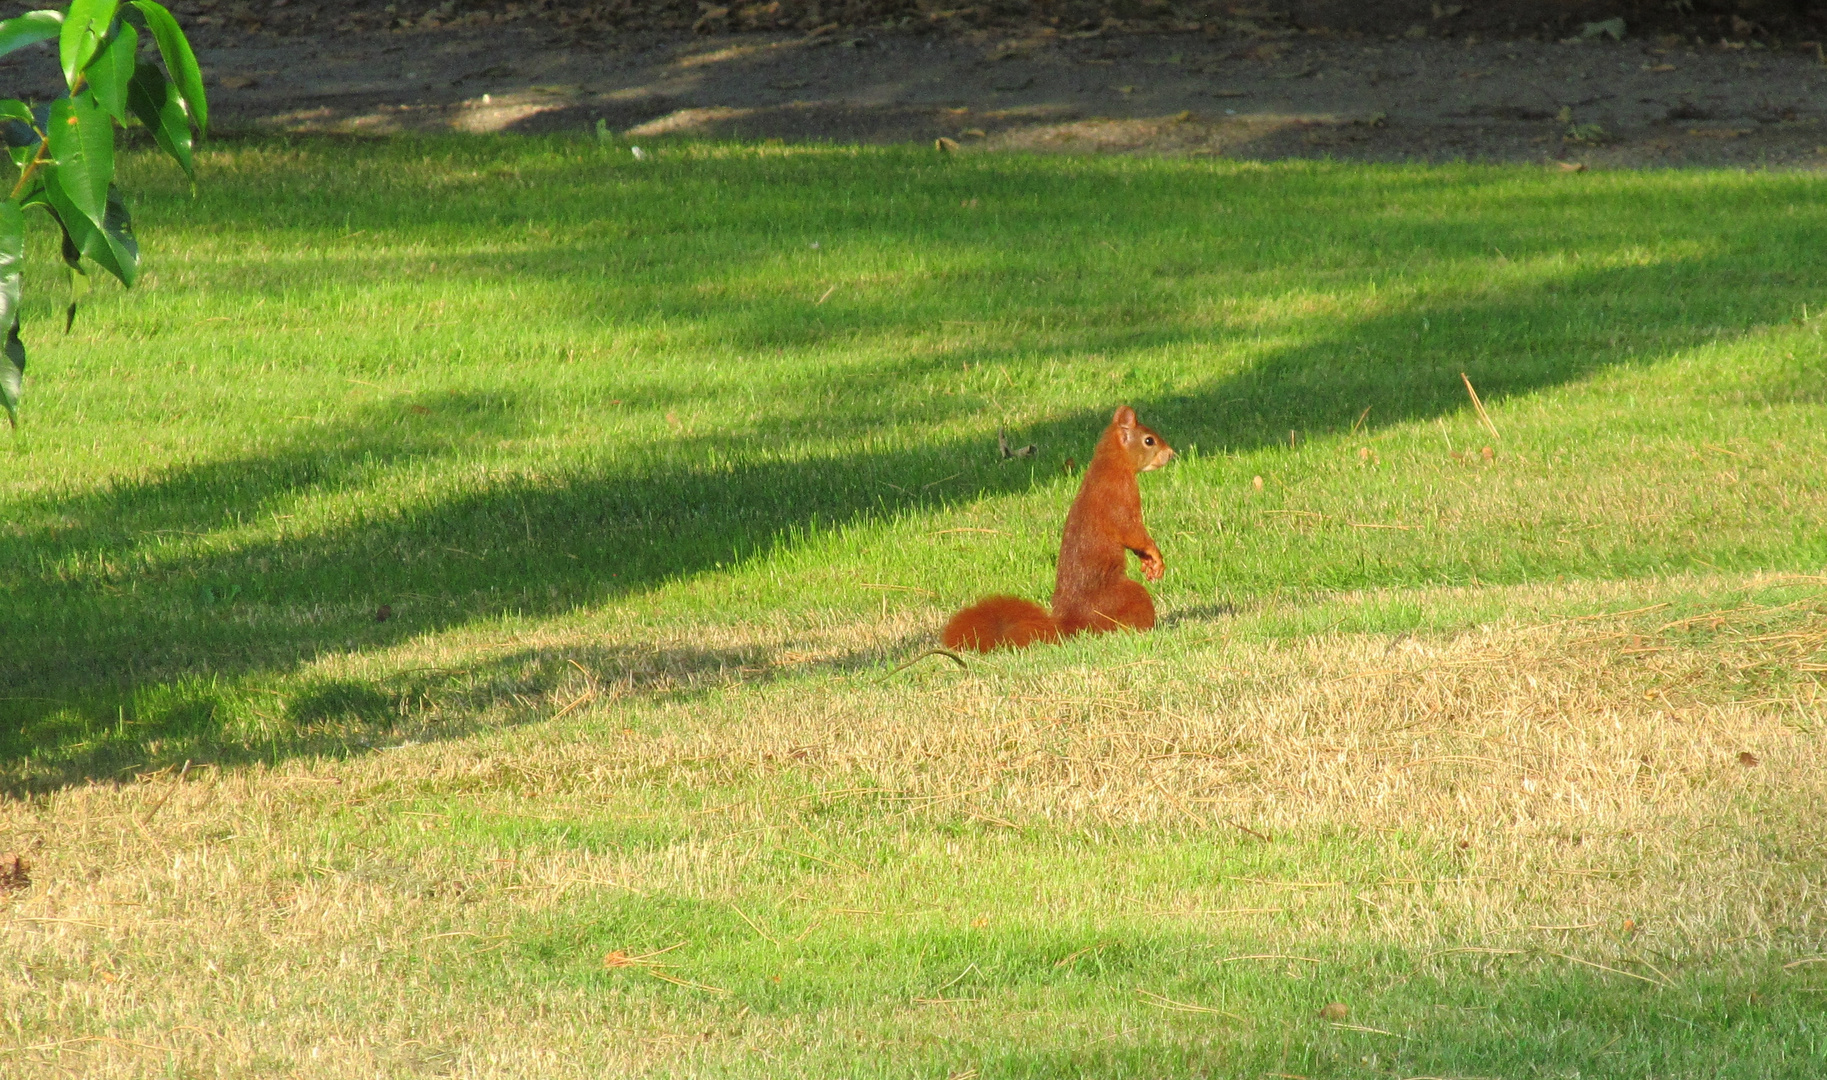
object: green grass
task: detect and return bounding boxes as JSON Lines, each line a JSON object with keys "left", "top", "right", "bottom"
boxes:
{"left": 8, "top": 136, "right": 1826, "bottom": 778}
{"left": 3, "top": 136, "right": 1826, "bottom": 1077}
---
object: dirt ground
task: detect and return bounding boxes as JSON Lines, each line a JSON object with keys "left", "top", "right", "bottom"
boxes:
{"left": 8, "top": 6, "right": 1827, "bottom": 166}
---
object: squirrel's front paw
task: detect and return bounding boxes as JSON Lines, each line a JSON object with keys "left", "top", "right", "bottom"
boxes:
{"left": 1143, "top": 557, "right": 1165, "bottom": 582}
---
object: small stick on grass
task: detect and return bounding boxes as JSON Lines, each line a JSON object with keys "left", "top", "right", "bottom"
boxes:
{"left": 565, "top": 657, "right": 597, "bottom": 687}
{"left": 647, "top": 970, "right": 729, "bottom": 994}
{"left": 1225, "top": 819, "right": 1273, "bottom": 843}
{"left": 731, "top": 904, "right": 783, "bottom": 946}
{"left": 860, "top": 582, "right": 939, "bottom": 596}
{"left": 931, "top": 962, "right": 979, "bottom": 994}
{"left": 880, "top": 648, "right": 969, "bottom": 680}
{"left": 1135, "top": 988, "right": 1247, "bottom": 1021}
{"left": 140, "top": 760, "right": 195, "bottom": 827}
{"left": 550, "top": 689, "right": 595, "bottom": 721}
{"left": 1054, "top": 941, "right": 1112, "bottom": 967}
{"left": 1150, "top": 775, "right": 1203, "bottom": 825}
{"left": 1461, "top": 372, "right": 1500, "bottom": 439}
{"left": 1543, "top": 950, "right": 1672, "bottom": 988}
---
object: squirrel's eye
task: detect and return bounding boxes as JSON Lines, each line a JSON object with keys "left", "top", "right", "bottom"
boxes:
{"left": 1144, "top": 437, "right": 1155, "bottom": 445}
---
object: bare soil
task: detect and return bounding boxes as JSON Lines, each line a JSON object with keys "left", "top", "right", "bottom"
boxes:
{"left": 7, "top": 3, "right": 1827, "bottom": 165}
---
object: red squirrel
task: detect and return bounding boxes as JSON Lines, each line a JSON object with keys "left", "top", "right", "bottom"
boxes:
{"left": 941, "top": 406, "right": 1174, "bottom": 651}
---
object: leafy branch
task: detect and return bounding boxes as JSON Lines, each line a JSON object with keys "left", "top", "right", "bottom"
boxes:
{"left": 0, "top": 0, "right": 207, "bottom": 427}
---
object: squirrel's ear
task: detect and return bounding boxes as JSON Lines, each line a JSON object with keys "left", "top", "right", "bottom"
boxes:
{"left": 1113, "top": 405, "right": 1137, "bottom": 428}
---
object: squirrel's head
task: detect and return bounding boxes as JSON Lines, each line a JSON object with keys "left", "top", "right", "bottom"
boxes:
{"left": 1109, "top": 406, "right": 1175, "bottom": 472}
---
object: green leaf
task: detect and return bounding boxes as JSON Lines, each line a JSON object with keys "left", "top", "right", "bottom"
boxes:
{"left": 63, "top": 260, "right": 90, "bottom": 332}
{"left": 43, "top": 172, "right": 136, "bottom": 286}
{"left": 98, "top": 185, "right": 136, "bottom": 283}
{"left": 47, "top": 92, "right": 113, "bottom": 229}
{"left": 60, "top": 0, "right": 119, "bottom": 92}
{"left": 53, "top": 207, "right": 89, "bottom": 331}
{"left": 128, "top": 0, "right": 205, "bottom": 136}
{"left": 0, "top": 201, "right": 21, "bottom": 282}
{"left": 127, "top": 62, "right": 191, "bottom": 178}
{"left": 0, "top": 200, "right": 22, "bottom": 427}
{"left": 0, "top": 9, "right": 62, "bottom": 62}
{"left": 0, "top": 99, "right": 41, "bottom": 169}
{"left": 85, "top": 22, "right": 137, "bottom": 124}
{"left": 57, "top": 215, "right": 80, "bottom": 270}
{"left": 0, "top": 319, "right": 22, "bottom": 426}
{"left": 16, "top": 178, "right": 48, "bottom": 209}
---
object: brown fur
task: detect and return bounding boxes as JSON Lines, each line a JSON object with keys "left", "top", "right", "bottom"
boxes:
{"left": 941, "top": 406, "right": 1174, "bottom": 651}
{"left": 940, "top": 595, "right": 1062, "bottom": 651}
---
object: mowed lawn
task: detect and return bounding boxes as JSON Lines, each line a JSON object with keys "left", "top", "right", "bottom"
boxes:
{"left": 3, "top": 136, "right": 1826, "bottom": 1077}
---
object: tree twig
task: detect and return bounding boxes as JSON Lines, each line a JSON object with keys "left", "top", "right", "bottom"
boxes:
{"left": 1461, "top": 372, "right": 1500, "bottom": 439}
{"left": 879, "top": 648, "right": 969, "bottom": 680}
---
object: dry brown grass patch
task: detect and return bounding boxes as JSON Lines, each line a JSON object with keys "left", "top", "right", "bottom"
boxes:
{"left": 4, "top": 576, "right": 1824, "bottom": 1075}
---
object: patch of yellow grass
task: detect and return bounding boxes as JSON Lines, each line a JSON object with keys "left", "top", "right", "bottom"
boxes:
{"left": 4, "top": 575, "right": 1823, "bottom": 1075}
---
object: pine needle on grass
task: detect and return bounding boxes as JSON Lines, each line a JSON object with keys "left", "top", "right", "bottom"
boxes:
{"left": 1135, "top": 988, "right": 1247, "bottom": 1021}
{"left": 1461, "top": 372, "right": 1500, "bottom": 439}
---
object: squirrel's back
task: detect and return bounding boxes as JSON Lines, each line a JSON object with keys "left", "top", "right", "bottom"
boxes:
{"left": 1052, "top": 407, "right": 1174, "bottom": 635}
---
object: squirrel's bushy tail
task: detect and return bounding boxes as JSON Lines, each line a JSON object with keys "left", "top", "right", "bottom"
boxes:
{"left": 941, "top": 595, "right": 1061, "bottom": 652}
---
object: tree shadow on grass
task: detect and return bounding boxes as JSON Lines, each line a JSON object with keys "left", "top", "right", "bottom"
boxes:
{"left": 3, "top": 182, "right": 1819, "bottom": 791}
{"left": 88, "top": 630, "right": 934, "bottom": 794}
